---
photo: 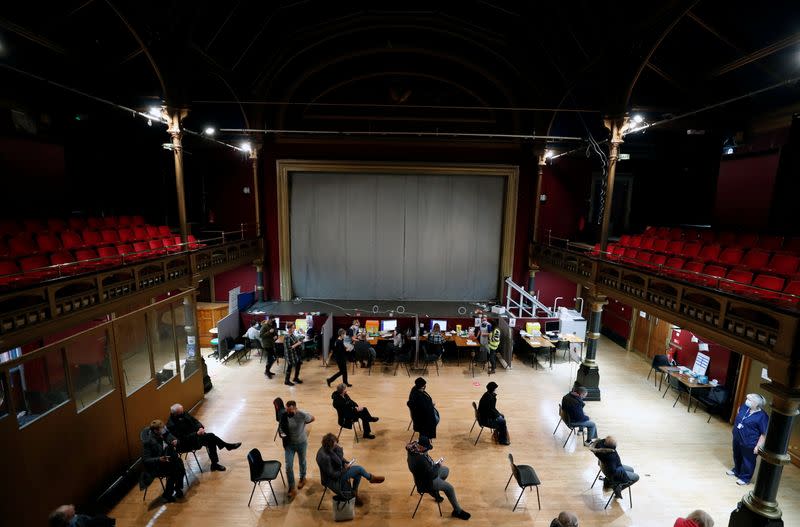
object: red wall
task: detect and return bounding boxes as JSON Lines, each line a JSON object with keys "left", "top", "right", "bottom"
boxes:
{"left": 214, "top": 264, "right": 257, "bottom": 302}
{"left": 714, "top": 152, "right": 780, "bottom": 229}
{"left": 537, "top": 158, "right": 591, "bottom": 242}
{"left": 532, "top": 270, "right": 577, "bottom": 311}
{"left": 669, "top": 327, "right": 733, "bottom": 383}
{"left": 602, "top": 297, "right": 632, "bottom": 341}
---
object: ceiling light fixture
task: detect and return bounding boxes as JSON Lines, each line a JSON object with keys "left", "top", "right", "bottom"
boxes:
{"left": 204, "top": 126, "right": 216, "bottom": 136}
{"left": 148, "top": 106, "right": 162, "bottom": 118}
{"left": 632, "top": 114, "right": 644, "bottom": 124}
{"left": 240, "top": 141, "right": 252, "bottom": 153}
{"left": 544, "top": 149, "right": 555, "bottom": 159}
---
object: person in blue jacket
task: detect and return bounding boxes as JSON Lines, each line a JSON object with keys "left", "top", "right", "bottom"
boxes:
{"left": 727, "top": 393, "right": 769, "bottom": 485}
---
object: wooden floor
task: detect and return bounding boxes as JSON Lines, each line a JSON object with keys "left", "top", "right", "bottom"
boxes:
{"left": 110, "top": 337, "right": 800, "bottom": 526}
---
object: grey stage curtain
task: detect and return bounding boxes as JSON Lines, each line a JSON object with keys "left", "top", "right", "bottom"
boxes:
{"left": 290, "top": 172, "right": 504, "bottom": 301}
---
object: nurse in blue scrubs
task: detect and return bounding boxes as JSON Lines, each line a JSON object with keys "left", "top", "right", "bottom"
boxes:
{"left": 727, "top": 393, "right": 769, "bottom": 485}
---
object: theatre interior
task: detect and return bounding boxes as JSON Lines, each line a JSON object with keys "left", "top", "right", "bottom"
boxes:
{"left": 1, "top": 2, "right": 800, "bottom": 527}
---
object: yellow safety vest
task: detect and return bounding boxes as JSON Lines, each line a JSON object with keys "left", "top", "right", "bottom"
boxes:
{"left": 488, "top": 328, "right": 501, "bottom": 351}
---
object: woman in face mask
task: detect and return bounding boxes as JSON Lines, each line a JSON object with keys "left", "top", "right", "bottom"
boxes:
{"left": 727, "top": 393, "right": 769, "bottom": 486}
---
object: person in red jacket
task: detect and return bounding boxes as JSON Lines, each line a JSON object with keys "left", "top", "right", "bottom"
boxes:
{"left": 674, "top": 510, "right": 714, "bottom": 527}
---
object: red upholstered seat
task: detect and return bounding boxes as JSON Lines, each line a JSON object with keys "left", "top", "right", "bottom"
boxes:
{"left": 717, "top": 232, "right": 736, "bottom": 246}
{"left": 102, "top": 216, "right": 118, "bottom": 228}
{"left": 20, "top": 255, "right": 58, "bottom": 279}
{"left": 81, "top": 230, "right": 102, "bottom": 247}
{"left": 115, "top": 244, "right": 136, "bottom": 260}
{"left": 741, "top": 274, "right": 785, "bottom": 299}
{"left": 782, "top": 280, "right": 800, "bottom": 304}
{"left": 681, "top": 241, "right": 703, "bottom": 259}
{"left": 50, "top": 251, "right": 82, "bottom": 275}
{"left": 68, "top": 217, "right": 86, "bottom": 231}
{"left": 97, "top": 245, "right": 122, "bottom": 265}
{"left": 697, "top": 244, "right": 721, "bottom": 262}
{"left": 74, "top": 248, "right": 107, "bottom": 269}
{"left": 23, "top": 219, "right": 46, "bottom": 232}
{"left": 629, "top": 235, "right": 643, "bottom": 248}
{"left": 47, "top": 219, "right": 67, "bottom": 233}
{"left": 678, "top": 261, "right": 705, "bottom": 283}
{"left": 100, "top": 229, "right": 119, "bottom": 245}
{"left": 619, "top": 234, "right": 631, "bottom": 247}
{"left": 0, "top": 260, "right": 29, "bottom": 287}
{"left": 9, "top": 234, "right": 38, "bottom": 257}
{"left": 86, "top": 217, "right": 104, "bottom": 229}
{"left": 640, "top": 237, "right": 656, "bottom": 251}
{"left": 741, "top": 249, "right": 771, "bottom": 270}
{"left": 668, "top": 228, "right": 683, "bottom": 240}
{"left": 148, "top": 239, "right": 167, "bottom": 256}
{"left": 719, "top": 247, "right": 744, "bottom": 266}
{"left": 635, "top": 251, "right": 653, "bottom": 266}
{"left": 36, "top": 233, "right": 62, "bottom": 254}
{"left": 720, "top": 269, "right": 754, "bottom": 293}
{"left": 652, "top": 239, "right": 669, "bottom": 253}
{"left": 758, "top": 235, "right": 783, "bottom": 251}
{"left": 683, "top": 228, "right": 699, "bottom": 241}
{"left": 623, "top": 248, "right": 638, "bottom": 261}
{"left": 60, "top": 231, "right": 86, "bottom": 251}
{"left": 117, "top": 228, "right": 135, "bottom": 243}
{"left": 610, "top": 244, "right": 625, "bottom": 260}
{"left": 700, "top": 264, "right": 727, "bottom": 287}
{"left": 767, "top": 254, "right": 800, "bottom": 275}
{"left": 132, "top": 241, "right": 154, "bottom": 258}
{"left": 157, "top": 225, "right": 172, "bottom": 237}
{"left": 650, "top": 254, "right": 667, "bottom": 268}
{"left": 163, "top": 237, "right": 181, "bottom": 253}
{"left": 666, "top": 240, "right": 684, "bottom": 255}
{"left": 188, "top": 234, "right": 206, "bottom": 250}
{"left": 698, "top": 230, "right": 716, "bottom": 244}
{"left": 133, "top": 227, "right": 148, "bottom": 241}
{"left": 664, "top": 257, "right": 686, "bottom": 274}
{"left": 132, "top": 215, "right": 146, "bottom": 226}
{"left": 736, "top": 233, "right": 759, "bottom": 248}
{"left": 146, "top": 225, "right": 160, "bottom": 239}
{"left": 117, "top": 216, "right": 132, "bottom": 227}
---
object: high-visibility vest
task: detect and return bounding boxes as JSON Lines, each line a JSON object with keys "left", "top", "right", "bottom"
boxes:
{"left": 488, "top": 328, "right": 501, "bottom": 351}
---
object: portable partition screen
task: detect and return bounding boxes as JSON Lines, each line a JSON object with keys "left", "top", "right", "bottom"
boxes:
{"left": 289, "top": 172, "right": 505, "bottom": 300}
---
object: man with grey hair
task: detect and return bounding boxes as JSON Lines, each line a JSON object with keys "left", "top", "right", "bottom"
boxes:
{"left": 48, "top": 504, "right": 115, "bottom": 527}
{"left": 561, "top": 385, "right": 598, "bottom": 445}
{"left": 550, "top": 511, "right": 579, "bottom": 527}
{"left": 167, "top": 403, "right": 241, "bottom": 472}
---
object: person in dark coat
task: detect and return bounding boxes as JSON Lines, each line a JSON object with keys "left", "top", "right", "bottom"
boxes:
{"left": 139, "top": 419, "right": 185, "bottom": 502}
{"left": 332, "top": 384, "right": 379, "bottom": 439}
{"left": 561, "top": 386, "right": 597, "bottom": 445}
{"left": 590, "top": 436, "right": 639, "bottom": 498}
{"left": 407, "top": 377, "right": 438, "bottom": 442}
{"left": 549, "top": 511, "right": 579, "bottom": 527}
{"left": 326, "top": 328, "right": 352, "bottom": 387}
{"left": 477, "top": 381, "right": 509, "bottom": 445}
{"left": 316, "top": 433, "right": 384, "bottom": 506}
{"left": 167, "top": 403, "right": 241, "bottom": 471}
{"left": 259, "top": 316, "right": 278, "bottom": 378}
{"left": 406, "top": 437, "right": 470, "bottom": 520}
{"left": 48, "top": 504, "right": 115, "bottom": 527}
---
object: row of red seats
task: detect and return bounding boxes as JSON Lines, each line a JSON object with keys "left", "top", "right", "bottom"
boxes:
{"left": 0, "top": 225, "right": 174, "bottom": 259}
{"left": 641, "top": 226, "right": 800, "bottom": 253}
{"left": 0, "top": 216, "right": 147, "bottom": 238}
{"left": 0, "top": 236, "right": 206, "bottom": 288}
{"left": 612, "top": 239, "right": 800, "bottom": 277}
{"left": 593, "top": 246, "right": 799, "bottom": 305}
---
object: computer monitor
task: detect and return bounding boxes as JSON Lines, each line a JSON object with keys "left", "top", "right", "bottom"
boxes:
{"left": 430, "top": 319, "right": 447, "bottom": 332}
{"left": 381, "top": 319, "right": 398, "bottom": 332}
{"left": 544, "top": 320, "right": 561, "bottom": 333}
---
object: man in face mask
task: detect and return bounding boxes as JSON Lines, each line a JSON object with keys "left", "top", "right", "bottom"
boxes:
{"left": 167, "top": 403, "right": 241, "bottom": 472}
{"left": 140, "top": 419, "right": 186, "bottom": 502}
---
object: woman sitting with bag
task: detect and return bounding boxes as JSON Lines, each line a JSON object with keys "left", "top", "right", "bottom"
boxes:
{"left": 315, "top": 432, "right": 385, "bottom": 506}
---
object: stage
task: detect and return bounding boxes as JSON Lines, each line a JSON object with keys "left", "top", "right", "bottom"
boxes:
{"left": 242, "top": 299, "right": 499, "bottom": 319}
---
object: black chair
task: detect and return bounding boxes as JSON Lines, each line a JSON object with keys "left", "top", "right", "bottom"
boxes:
{"left": 556, "top": 339, "right": 570, "bottom": 362}
{"left": 421, "top": 352, "right": 440, "bottom": 377}
{"left": 468, "top": 401, "right": 494, "bottom": 445}
{"left": 552, "top": 403, "right": 584, "bottom": 448}
{"left": 590, "top": 460, "right": 635, "bottom": 510}
{"left": 647, "top": 354, "right": 671, "bottom": 387}
{"left": 272, "top": 397, "right": 285, "bottom": 442}
{"left": 179, "top": 447, "right": 204, "bottom": 475}
{"left": 394, "top": 351, "right": 412, "bottom": 377}
{"left": 246, "top": 448, "right": 285, "bottom": 507}
{"left": 412, "top": 485, "right": 443, "bottom": 519}
{"left": 469, "top": 349, "right": 492, "bottom": 378}
{"left": 663, "top": 375, "right": 690, "bottom": 408}
{"left": 142, "top": 476, "right": 165, "bottom": 502}
{"left": 692, "top": 385, "right": 729, "bottom": 423}
{"left": 505, "top": 453, "right": 541, "bottom": 511}
{"left": 335, "top": 406, "right": 361, "bottom": 443}
{"left": 139, "top": 427, "right": 188, "bottom": 500}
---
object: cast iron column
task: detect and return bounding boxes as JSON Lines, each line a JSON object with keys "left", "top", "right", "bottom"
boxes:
{"left": 599, "top": 116, "right": 630, "bottom": 253}
{"left": 165, "top": 108, "right": 190, "bottom": 244}
{"left": 575, "top": 292, "right": 606, "bottom": 401}
{"left": 255, "top": 261, "right": 264, "bottom": 302}
{"left": 249, "top": 143, "right": 262, "bottom": 238}
{"left": 532, "top": 153, "right": 545, "bottom": 244}
{"left": 729, "top": 386, "right": 799, "bottom": 526}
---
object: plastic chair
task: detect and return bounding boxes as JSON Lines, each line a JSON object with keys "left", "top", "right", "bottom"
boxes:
{"left": 468, "top": 401, "right": 494, "bottom": 445}
{"left": 335, "top": 405, "right": 361, "bottom": 443}
{"left": 411, "top": 485, "right": 443, "bottom": 519}
{"left": 552, "top": 403, "right": 584, "bottom": 448}
{"left": 647, "top": 354, "right": 670, "bottom": 387}
{"left": 505, "top": 453, "right": 541, "bottom": 511}
{"left": 591, "top": 459, "right": 635, "bottom": 510}
{"left": 692, "top": 386, "right": 729, "bottom": 423}
{"left": 246, "top": 448, "right": 285, "bottom": 507}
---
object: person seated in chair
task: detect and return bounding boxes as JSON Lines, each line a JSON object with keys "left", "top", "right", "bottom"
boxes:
{"left": 167, "top": 403, "right": 241, "bottom": 471}
{"left": 140, "top": 419, "right": 186, "bottom": 502}
{"left": 561, "top": 386, "right": 598, "bottom": 445}
{"left": 48, "top": 504, "right": 115, "bottom": 527}
{"left": 674, "top": 510, "right": 715, "bottom": 527}
{"left": 352, "top": 333, "right": 376, "bottom": 368}
{"left": 550, "top": 511, "right": 579, "bottom": 527}
{"left": 478, "top": 382, "right": 509, "bottom": 445}
{"left": 426, "top": 323, "right": 445, "bottom": 360}
{"left": 590, "top": 436, "right": 639, "bottom": 498}
{"left": 316, "top": 432, "right": 384, "bottom": 506}
{"left": 332, "top": 383, "right": 379, "bottom": 439}
{"left": 406, "top": 437, "right": 470, "bottom": 520}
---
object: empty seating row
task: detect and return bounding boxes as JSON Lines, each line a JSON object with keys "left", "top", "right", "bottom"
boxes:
{"left": 0, "top": 236, "right": 206, "bottom": 288}
{"left": 0, "top": 226, "right": 174, "bottom": 258}
{"left": 639, "top": 227, "right": 800, "bottom": 253}
{"left": 0, "top": 216, "right": 147, "bottom": 237}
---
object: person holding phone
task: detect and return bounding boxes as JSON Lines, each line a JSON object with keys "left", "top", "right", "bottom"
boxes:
{"left": 316, "top": 433, "right": 384, "bottom": 506}
{"left": 406, "top": 437, "right": 470, "bottom": 520}
{"left": 139, "top": 419, "right": 186, "bottom": 502}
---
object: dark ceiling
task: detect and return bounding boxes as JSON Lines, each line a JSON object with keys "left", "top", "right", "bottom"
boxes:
{"left": 1, "top": 0, "right": 799, "bottom": 147}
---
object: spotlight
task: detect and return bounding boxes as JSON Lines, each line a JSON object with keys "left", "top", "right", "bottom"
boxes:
{"left": 147, "top": 119, "right": 152, "bottom": 127}
{"left": 148, "top": 106, "right": 162, "bottom": 118}
{"left": 240, "top": 141, "right": 252, "bottom": 153}
{"left": 204, "top": 126, "right": 216, "bottom": 136}
{"left": 544, "top": 149, "right": 555, "bottom": 159}
{"left": 632, "top": 114, "right": 644, "bottom": 124}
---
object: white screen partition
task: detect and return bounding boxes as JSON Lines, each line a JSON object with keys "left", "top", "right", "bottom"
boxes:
{"left": 289, "top": 172, "right": 504, "bottom": 301}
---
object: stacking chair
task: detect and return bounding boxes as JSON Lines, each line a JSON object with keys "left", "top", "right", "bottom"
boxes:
{"left": 647, "top": 354, "right": 671, "bottom": 387}
{"left": 692, "top": 386, "right": 730, "bottom": 423}
{"left": 505, "top": 454, "right": 541, "bottom": 511}
{"left": 335, "top": 406, "right": 361, "bottom": 443}
{"left": 246, "top": 448, "right": 285, "bottom": 507}
{"left": 591, "top": 459, "right": 635, "bottom": 509}
{"left": 468, "top": 401, "right": 493, "bottom": 445}
{"left": 411, "top": 485, "right": 443, "bottom": 519}
{"left": 552, "top": 403, "right": 584, "bottom": 448}
{"left": 142, "top": 476, "right": 165, "bottom": 502}
{"left": 663, "top": 375, "right": 690, "bottom": 408}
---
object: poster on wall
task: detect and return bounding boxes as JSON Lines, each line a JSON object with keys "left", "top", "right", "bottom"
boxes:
{"left": 228, "top": 287, "right": 241, "bottom": 315}
{"left": 187, "top": 335, "right": 196, "bottom": 358}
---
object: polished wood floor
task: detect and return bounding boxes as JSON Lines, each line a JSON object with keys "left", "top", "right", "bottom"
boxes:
{"left": 110, "top": 338, "right": 800, "bottom": 526}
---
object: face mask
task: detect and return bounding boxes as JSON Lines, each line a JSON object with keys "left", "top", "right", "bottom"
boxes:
{"left": 745, "top": 399, "right": 756, "bottom": 409}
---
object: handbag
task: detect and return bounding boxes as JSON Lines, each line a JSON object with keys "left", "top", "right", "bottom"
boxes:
{"left": 332, "top": 495, "right": 355, "bottom": 521}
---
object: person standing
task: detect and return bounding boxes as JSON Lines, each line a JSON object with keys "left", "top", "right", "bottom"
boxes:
{"left": 284, "top": 322, "right": 303, "bottom": 386}
{"left": 327, "top": 328, "right": 351, "bottom": 387}
{"left": 478, "top": 315, "right": 492, "bottom": 358}
{"left": 279, "top": 400, "right": 315, "bottom": 500}
{"left": 260, "top": 316, "right": 277, "bottom": 378}
{"left": 316, "top": 433, "right": 384, "bottom": 506}
{"left": 727, "top": 393, "right": 768, "bottom": 485}
{"left": 406, "top": 437, "right": 470, "bottom": 520}
{"left": 408, "top": 377, "right": 438, "bottom": 443}
{"left": 478, "top": 382, "right": 509, "bottom": 445}
{"left": 561, "top": 386, "right": 598, "bottom": 445}
{"left": 487, "top": 326, "right": 501, "bottom": 373}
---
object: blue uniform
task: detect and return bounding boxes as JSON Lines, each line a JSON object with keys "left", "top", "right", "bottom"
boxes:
{"left": 731, "top": 404, "right": 769, "bottom": 483}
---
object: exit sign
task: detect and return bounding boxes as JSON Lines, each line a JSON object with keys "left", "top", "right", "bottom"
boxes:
{"left": 619, "top": 153, "right": 631, "bottom": 160}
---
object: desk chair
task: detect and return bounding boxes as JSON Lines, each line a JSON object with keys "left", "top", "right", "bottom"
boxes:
{"left": 647, "top": 354, "right": 670, "bottom": 387}
{"left": 469, "top": 401, "right": 494, "bottom": 445}
{"left": 552, "top": 404, "right": 584, "bottom": 448}
{"left": 411, "top": 486, "right": 443, "bottom": 519}
{"left": 246, "top": 448, "right": 285, "bottom": 507}
{"left": 505, "top": 454, "right": 541, "bottom": 511}
{"left": 590, "top": 460, "right": 634, "bottom": 510}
